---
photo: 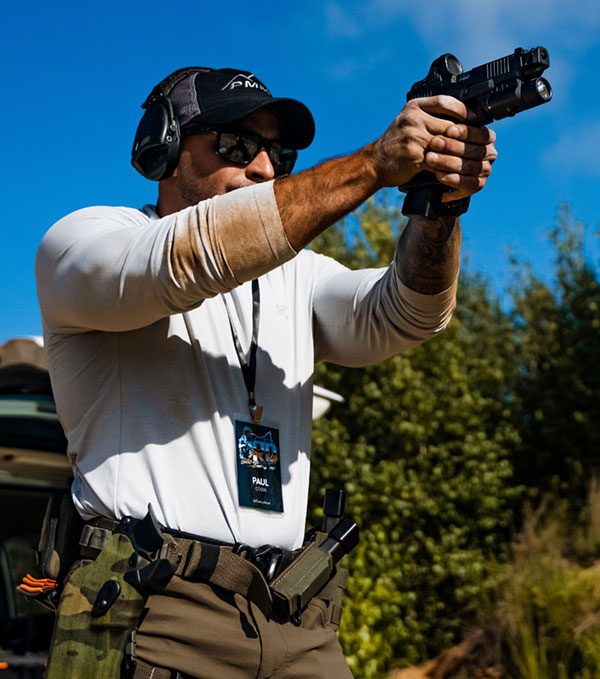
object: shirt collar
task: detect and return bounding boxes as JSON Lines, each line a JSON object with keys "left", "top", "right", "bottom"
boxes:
{"left": 140, "top": 204, "right": 159, "bottom": 220}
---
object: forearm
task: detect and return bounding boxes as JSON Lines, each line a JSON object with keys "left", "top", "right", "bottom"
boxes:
{"left": 273, "top": 136, "right": 461, "bottom": 295}
{"left": 274, "top": 143, "right": 382, "bottom": 250}
{"left": 397, "top": 215, "right": 461, "bottom": 293}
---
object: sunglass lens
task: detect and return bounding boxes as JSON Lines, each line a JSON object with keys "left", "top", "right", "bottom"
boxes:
{"left": 272, "top": 147, "right": 297, "bottom": 176}
{"left": 217, "top": 131, "right": 298, "bottom": 176}
{"left": 218, "top": 132, "right": 259, "bottom": 164}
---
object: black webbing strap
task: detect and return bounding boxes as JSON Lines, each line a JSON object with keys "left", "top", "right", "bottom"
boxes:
{"left": 223, "top": 279, "right": 261, "bottom": 421}
{"left": 191, "top": 542, "right": 220, "bottom": 581}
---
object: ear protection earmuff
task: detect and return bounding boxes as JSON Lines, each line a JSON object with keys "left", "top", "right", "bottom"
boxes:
{"left": 131, "top": 67, "right": 211, "bottom": 181}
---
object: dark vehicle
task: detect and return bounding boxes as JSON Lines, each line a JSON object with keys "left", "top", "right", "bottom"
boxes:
{"left": 0, "top": 338, "right": 70, "bottom": 678}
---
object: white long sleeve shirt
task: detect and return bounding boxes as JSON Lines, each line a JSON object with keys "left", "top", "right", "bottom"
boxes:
{"left": 36, "top": 181, "right": 457, "bottom": 549}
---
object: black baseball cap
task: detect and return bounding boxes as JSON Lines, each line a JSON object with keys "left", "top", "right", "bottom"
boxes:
{"left": 151, "top": 67, "right": 315, "bottom": 150}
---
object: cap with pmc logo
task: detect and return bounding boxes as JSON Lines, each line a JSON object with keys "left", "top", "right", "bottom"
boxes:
{"left": 168, "top": 68, "right": 315, "bottom": 150}
{"left": 131, "top": 66, "right": 316, "bottom": 181}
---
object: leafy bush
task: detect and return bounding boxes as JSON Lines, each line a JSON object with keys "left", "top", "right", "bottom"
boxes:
{"left": 509, "top": 205, "right": 600, "bottom": 511}
{"left": 487, "top": 485, "right": 600, "bottom": 679}
{"left": 309, "top": 199, "right": 522, "bottom": 676}
{"left": 308, "top": 198, "right": 600, "bottom": 677}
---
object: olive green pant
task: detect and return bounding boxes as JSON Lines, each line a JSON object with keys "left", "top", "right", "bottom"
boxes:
{"left": 133, "top": 567, "right": 353, "bottom": 679}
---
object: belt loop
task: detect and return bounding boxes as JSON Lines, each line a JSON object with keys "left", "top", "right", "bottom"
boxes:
{"left": 159, "top": 534, "right": 182, "bottom": 569}
{"left": 133, "top": 658, "right": 180, "bottom": 679}
{"left": 79, "top": 524, "right": 112, "bottom": 552}
{"left": 210, "top": 550, "right": 273, "bottom": 617}
{"left": 179, "top": 541, "right": 202, "bottom": 579}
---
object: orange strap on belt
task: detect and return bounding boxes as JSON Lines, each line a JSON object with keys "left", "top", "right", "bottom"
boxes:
{"left": 18, "top": 573, "right": 58, "bottom": 594}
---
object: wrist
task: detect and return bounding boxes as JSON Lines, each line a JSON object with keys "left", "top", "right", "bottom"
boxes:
{"left": 360, "top": 142, "right": 387, "bottom": 193}
{"left": 370, "top": 138, "right": 416, "bottom": 190}
{"left": 397, "top": 215, "right": 462, "bottom": 293}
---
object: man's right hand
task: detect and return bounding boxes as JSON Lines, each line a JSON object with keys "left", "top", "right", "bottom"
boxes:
{"left": 371, "top": 95, "right": 497, "bottom": 201}
{"left": 274, "top": 95, "right": 497, "bottom": 252}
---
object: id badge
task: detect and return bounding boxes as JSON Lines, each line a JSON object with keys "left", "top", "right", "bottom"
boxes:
{"left": 235, "top": 416, "right": 283, "bottom": 513}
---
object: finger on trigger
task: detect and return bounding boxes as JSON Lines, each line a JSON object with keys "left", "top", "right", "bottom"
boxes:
{"left": 445, "top": 123, "right": 496, "bottom": 146}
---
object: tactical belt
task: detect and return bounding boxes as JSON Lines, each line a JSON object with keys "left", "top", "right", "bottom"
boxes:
{"left": 79, "top": 491, "right": 359, "bottom": 623}
{"left": 80, "top": 518, "right": 297, "bottom": 619}
{"left": 26, "top": 490, "right": 356, "bottom": 679}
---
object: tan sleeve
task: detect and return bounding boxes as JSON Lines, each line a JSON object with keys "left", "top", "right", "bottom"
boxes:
{"left": 392, "top": 277, "right": 458, "bottom": 336}
{"left": 170, "top": 181, "right": 297, "bottom": 292}
{"left": 311, "top": 250, "right": 458, "bottom": 366}
{"left": 36, "top": 182, "right": 297, "bottom": 333}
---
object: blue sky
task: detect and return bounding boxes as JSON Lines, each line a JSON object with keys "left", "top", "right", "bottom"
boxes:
{"left": 1, "top": 0, "right": 599, "bottom": 343}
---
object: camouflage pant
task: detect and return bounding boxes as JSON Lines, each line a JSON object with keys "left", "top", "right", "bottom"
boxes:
{"left": 46, "top": 533, "right": 146, "bottom": 679}
{"left": 133, "top": 567, "right": 353, "bottom": 679}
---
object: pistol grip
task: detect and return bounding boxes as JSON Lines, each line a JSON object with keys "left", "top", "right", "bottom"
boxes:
{"left": 398, "top": 171, "right": 447, "bottom": 218}
{"left": 398, "top": 171, "right": 469, "bottom": 219}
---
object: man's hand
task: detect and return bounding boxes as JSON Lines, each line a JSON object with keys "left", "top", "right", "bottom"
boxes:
{"left": 372, "top": 95, "right": 497, "bottom": 201}
{"left": 274, "top": 95, "right": 497, "bottom": 252}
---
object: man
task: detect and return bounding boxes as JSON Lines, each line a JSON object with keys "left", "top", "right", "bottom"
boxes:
{"left": 36, "top": 67, "right": 496, "bottom": 678}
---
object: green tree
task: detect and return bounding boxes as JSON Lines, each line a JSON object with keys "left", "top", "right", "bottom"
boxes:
{"left": 509, "top": 204, "right": 600, "bottom": 510}
{"left": 309, "top": 197, "right": 522, "bottom": 677}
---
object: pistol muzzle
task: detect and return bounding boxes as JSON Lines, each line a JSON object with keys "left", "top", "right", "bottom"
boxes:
{"left": 528, "top": 77, "right": 552, "bottom": 103}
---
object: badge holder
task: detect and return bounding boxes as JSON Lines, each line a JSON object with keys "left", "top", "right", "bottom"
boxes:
{"left": 225, "top": 280, "right": 284, "bottom": 513}
{"left": 235, "top": 414, "right": 283, "bottom": 513}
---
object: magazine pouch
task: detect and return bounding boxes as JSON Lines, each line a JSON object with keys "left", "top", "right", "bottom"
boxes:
{"left": 37, "top": 488, "right": 84, "bottom": 581}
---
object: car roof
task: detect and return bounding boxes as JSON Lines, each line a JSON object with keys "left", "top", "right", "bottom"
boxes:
{"left": 0, "top": 338, "right": 70, "bottom": 488}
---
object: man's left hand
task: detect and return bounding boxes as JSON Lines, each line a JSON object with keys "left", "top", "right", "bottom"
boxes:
{"left": 423, "top": 121, "right": 498, "bottom": 202}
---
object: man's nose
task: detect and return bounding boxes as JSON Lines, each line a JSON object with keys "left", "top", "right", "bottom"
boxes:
{"left": 245, "top": 148, "right": 276, "bottom": 182}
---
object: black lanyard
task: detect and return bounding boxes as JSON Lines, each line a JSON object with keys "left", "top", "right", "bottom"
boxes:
{"left": 223, "top": 279, "right": 262, "bottom": 423}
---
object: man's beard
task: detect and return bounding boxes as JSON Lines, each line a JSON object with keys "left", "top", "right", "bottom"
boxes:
{"left": 225, "top": 183, "right": 246, "bottom": 193}
{"left": 176, "top": 178, "right": 248, "bottom": 207}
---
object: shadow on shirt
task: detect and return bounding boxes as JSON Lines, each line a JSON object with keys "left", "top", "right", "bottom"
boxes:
{"left": 47, "top": 316, "right": 312, "bottom": 490}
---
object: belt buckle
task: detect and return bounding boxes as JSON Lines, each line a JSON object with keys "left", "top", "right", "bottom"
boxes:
{"left": 233, "top": 543, "right": 283, "bottom": 582}
{"left": 253, "top": 544, "right": 283, "bottom": 582}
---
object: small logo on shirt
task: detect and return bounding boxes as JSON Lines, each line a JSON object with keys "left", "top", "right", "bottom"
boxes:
{"left": 276, "top": 304, "right": 289, "bottom": 320}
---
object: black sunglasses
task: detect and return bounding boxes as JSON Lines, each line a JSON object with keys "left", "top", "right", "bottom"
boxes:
{"left": 182, "top": 125, "right": 298, "bottom": 177}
